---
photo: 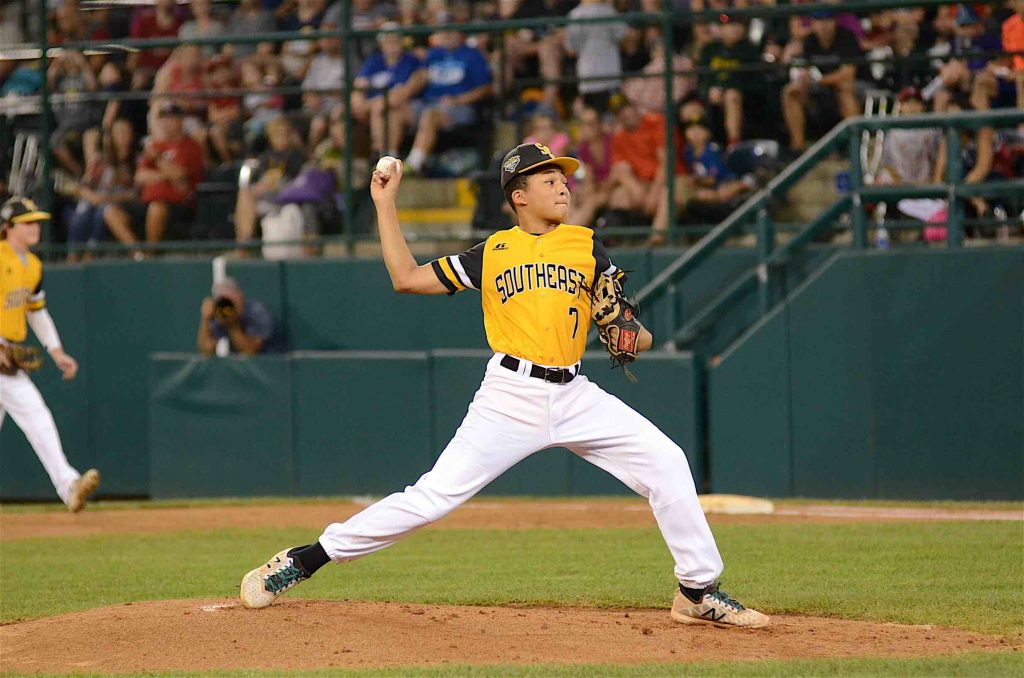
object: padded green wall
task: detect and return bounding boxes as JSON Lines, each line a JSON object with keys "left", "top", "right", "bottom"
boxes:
{"left": 146, "top": 350, "right": 699, "bottom": 498}
{"left": 709, "top": 249, "right": 1024, "bottom": 500}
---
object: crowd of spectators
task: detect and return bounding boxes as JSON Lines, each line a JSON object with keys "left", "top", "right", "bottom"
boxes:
{"left": 0, "top": 0, "right": 1021, "bottom": 254}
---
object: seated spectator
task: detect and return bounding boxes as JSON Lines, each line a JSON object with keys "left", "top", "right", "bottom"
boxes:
{"left": 403, "top": 21, "right": 493, "bottom": 174}
{"left": 524, "top": 111, "right": 570, "bottom": 156}
{"left": 650, "top": 117, "right": 751, "bottom": 245}
{"left": 150, "top": 45, "right": 209, "bottom": 140}
{"left": 499, "top": 0, "right": 572, "bottom": 116}
{"left": 568, "top": 106, "right": 614, "bottom": 228}
{"left": 303, "top": 24, "right": 347, "bottom": 149}
{"left": 782, "top": 9, "right": 861, "bottom": 152}
{"left": 68, "top": 118, "right": 138, "bottom": 262}
{"left": 49, "top": 0, "right": 110, "bottom": 72}
{"left": 204, "top": 56, "right": 244, "bottom": 165}
{"left": 699, "top": 16, "right": 762, "bottom": 148}
{"left": 565, "top": 0, "right": 628, "bottom": 113}
{"left": 240, "top": 58, "right": 287, "bottom": 143}
{"left": 103, "top": 105, "right": 205, "bottom": 250}
{"left": 47, "top": 49, "right": 102, "bottom": 178}
{"left": 225, "top": 0, "right": 276, "bottom": 59}
{"left": 1006, "top": 1, "right": 1024, "bottom": 115}
{"left": 621, "top": 34, "right": 695, "bottom": 117}
{"left": 234, "top": 116, "right": 307, "bottom": 246}
{"left": 928, "top": 5, "right": 1004, "bottom": 112}
{"left": 604, "top": 101, "right": 673, "bottom": 222}
{"left": 198, "top": 277, "right": 283, "bottom": 356}
{"left": 278, "top": 0, "right": 327, "bottom": 80}
{"left": 129, "top": 0, "right": 183, "bottom": 75}
{"left": 179, "top": 0, "right": 225, "bottom": 57}
{"left": 325, "top": 0, "right": 394, "bottom": 60}
{"left": 351, "top": 23, "right": 425, "bottom": 158}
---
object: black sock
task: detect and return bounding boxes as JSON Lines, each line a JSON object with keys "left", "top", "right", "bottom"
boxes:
{"left": 679, "top": 583, "right": 709, "bottom": 604}
{"left": 287, "top": 542, "right": 330, "bottom": 577}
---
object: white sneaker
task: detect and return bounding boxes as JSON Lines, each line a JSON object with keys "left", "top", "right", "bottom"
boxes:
{"left": 670, "top": 584, "right": 770, "bottom": 628}
{"left": 240, "top": 548, "right": 309, "bottom": 609}
{"left": 67, "top": 469, "right": 101, "bottom": 513}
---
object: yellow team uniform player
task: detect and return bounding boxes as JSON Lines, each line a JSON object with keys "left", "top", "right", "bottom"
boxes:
{"left": 0, "top": 240, "right": 46, "bottom": 344}
{"left": 431, "top": 223, "right": 618, "bottom": 367}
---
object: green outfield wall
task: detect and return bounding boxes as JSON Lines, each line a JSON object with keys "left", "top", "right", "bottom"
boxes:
{"left": 710, "top": 248, "right": 1024, "bottom": 500}
{"left": 2, "top": 249, "right": 1021, "bottom": 501}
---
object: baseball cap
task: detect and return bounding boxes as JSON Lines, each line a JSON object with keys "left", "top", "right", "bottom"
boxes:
{"left": 500, "top": 143, "right": 581, "bottom": 189}
{"left": 1, "top": 196, "right": 50, "bottom": 226}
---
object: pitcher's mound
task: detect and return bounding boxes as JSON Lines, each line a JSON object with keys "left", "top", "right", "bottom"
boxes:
{"left": 0, "top": 599, "right": 1012, "bottom": 674}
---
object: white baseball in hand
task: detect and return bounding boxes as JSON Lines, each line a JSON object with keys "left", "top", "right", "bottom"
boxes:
{"left": 375, "top": 156, "right": 400, "bottom": 179}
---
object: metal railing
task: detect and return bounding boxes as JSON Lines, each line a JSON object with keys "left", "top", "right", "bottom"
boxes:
{"left": 609, "top": 108, "right": 1024, "bottom": 351}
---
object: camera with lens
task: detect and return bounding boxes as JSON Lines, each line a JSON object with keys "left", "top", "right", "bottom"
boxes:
{"left": 213, "top": 296, "right": 239, "bottom": 322}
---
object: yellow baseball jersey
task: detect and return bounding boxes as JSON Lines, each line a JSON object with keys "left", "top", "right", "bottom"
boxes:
{"left": 0, "top": 241, "right": 46, "bottom": 343}
{"left": 432, "top": 224, "right": 618, "bottom": 367}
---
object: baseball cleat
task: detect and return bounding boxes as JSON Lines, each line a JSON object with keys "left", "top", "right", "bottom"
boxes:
{"left": 670, "top": 583, "right": 770, "bottom": 628}
{"left": 67, "top": 469, "right": 101, "bottom": 513}
{"left": 240, "top": 548, "right": 309, "bottom": 609}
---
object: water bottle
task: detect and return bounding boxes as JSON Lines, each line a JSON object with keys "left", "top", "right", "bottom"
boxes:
{"left": 875, "top": 224, "right": 890, "bottom": 250}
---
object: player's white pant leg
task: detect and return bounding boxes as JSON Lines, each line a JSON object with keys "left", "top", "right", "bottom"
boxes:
{"left": 553, "top": 375, "right": 724, "bottom": 589}
{"left": 0, "top": 371, "right": 81, "bottom": 504}
{"left": 320, "top": 356, "right": 549, "bottom": 562}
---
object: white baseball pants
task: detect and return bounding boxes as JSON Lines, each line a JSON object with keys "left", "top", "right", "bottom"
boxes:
{"left": 320, "top": 354, "right": 723, "bottom": 588}
{"left": 0, "top": 370, "right": 81, "bottom": 505}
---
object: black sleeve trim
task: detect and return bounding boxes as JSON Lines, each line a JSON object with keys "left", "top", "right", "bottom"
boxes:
{"left": 592, "top": 235, "right": 614, "bottom": 277}
{"left": 458, "top": 241, "right": 486, "bottom": 290}
{"left": 431, "top": 259, "right": 458, "bottom": 295}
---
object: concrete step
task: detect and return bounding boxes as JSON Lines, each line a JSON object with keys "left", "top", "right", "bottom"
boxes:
{"left": 777, "top": 156, "right": 850, "bottom": 223}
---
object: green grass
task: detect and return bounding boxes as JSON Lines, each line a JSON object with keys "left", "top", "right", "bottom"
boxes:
{"left": 2, "top": 522, "right": 1021, "bottom": 636}
{"left": 2, "top": 652, "right": 1023, "bottom": 677}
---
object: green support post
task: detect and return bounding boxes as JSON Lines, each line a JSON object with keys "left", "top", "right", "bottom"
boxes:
{"left": 665, "top": 283, "right": 679, "bottom": 348}
{"left": 848, "top": 126, "right": 866, "bottom": 248}
{"left": 945, "top": 126, "right": 963, "bottom": 247}
{"left": 341, "top": 1, "right": 355, "bottom": 255}
{"left": 661, "top": 0, "right": 676, "bottom": 243}
{"left": 756, "top": 206, "right": 774, "bottom": 314}
{"left": 37, "top": 0, "right": 54, "bottom": 241}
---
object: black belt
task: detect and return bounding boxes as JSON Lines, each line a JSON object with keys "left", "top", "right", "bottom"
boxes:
{"left": 500, "top": 355, "right": 577, "bottom": 384}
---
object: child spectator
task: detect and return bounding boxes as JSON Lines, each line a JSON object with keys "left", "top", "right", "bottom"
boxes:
{"left": 699, "top": 16, "right": 761, "bottom": 148}
{"left": 524, "top": 111, "right": 571, "bottom": 156}
{"left": 565, "top": 0, "right": 628, "bottom": 113}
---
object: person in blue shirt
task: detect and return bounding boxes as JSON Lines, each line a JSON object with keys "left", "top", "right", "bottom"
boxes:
{"left": 403, "top": 18, "right": 493, "bottom": 173}
{"left": 351, "top": 23, "right": 426, "bottom": 159}
{"left": 197, "top": 277, "right": 284, "bottom": 355}
{"left": 683, "top": 118, "right": 750, "bottom": 206}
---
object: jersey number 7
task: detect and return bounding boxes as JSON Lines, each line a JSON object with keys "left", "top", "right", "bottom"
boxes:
{"left": 568, "top": 307, "right": 579, "bottom": 339}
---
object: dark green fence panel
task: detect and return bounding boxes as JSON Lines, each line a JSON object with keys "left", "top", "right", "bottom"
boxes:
{"left": 866, "top": 250, "right": 1024, "bottom": 499}
{"left": 85, "top": 261, "right": 211, "bottom": 495}
{"left": 291, "top": 352, "right": 432, "bottom": 496}
{"left": 708, "top": 305, "right": 792, "bottom": 496}
{"left": 224, "top": 260, "right": 287, "bottom": 348}
{"left": 282, "top": 260, "right": 485, "bottom": 351}
{"left": 149, "top": 355, "right": 294, "bottom": 498}
{"left": 0, "top": 267, "right": 92, "bottom": 500}
{"left": 571, "top": 351, "right": 701, "bottom": 494}
{"left": 787, "top": 256, "right": 875, "bottom": 498}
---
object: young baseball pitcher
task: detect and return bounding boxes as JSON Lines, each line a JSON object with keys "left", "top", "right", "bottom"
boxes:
{"left": 0, "top": 197, "right": 100, "bottom": 512}
{"left": 240, "top": 144, "right": 768, "bottom": 628}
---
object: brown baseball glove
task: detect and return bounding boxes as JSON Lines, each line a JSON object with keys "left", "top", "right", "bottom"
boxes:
{"left": 0, "top": 344, "right": 44, "bottom": 376}
{"left": 590, "top": 272, "right": 643, "bottom": 375}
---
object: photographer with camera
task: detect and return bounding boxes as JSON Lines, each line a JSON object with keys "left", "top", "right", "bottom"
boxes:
{"left": 197, "top": 277, "right": 282, "bottom": 356}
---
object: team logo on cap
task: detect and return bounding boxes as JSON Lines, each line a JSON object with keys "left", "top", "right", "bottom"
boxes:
{"left": 534, "top": 143, "right": 553, "bottom": 157}
{"left": 503, "top": 155, "right": 521, "bottom": 174}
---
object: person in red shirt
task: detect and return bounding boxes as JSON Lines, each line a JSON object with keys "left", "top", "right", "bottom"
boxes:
{"left": 103, "top": 105, "right": 204, "bottom": 249}
{"left": 606, "top": 101, "right": 682, "bottom": 220}
{"left": 1004, "top": 0, "right": 1024, "bottom": 113}
{"left": 129, "top": 0, "right": 183, "bottom": 74}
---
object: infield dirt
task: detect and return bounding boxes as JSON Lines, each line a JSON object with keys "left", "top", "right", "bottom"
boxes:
{"left": 1, "top": 598, "right": 1016, "bottom": 674}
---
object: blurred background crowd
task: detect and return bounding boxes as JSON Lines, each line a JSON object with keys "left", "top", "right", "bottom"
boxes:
{"left": 0, "top": 0, "right": 1021, "bottom": 257}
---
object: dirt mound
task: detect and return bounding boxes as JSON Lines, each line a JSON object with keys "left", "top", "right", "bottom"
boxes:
{"left": 0, "top": 599, "right": 1013, "bottom": 674}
